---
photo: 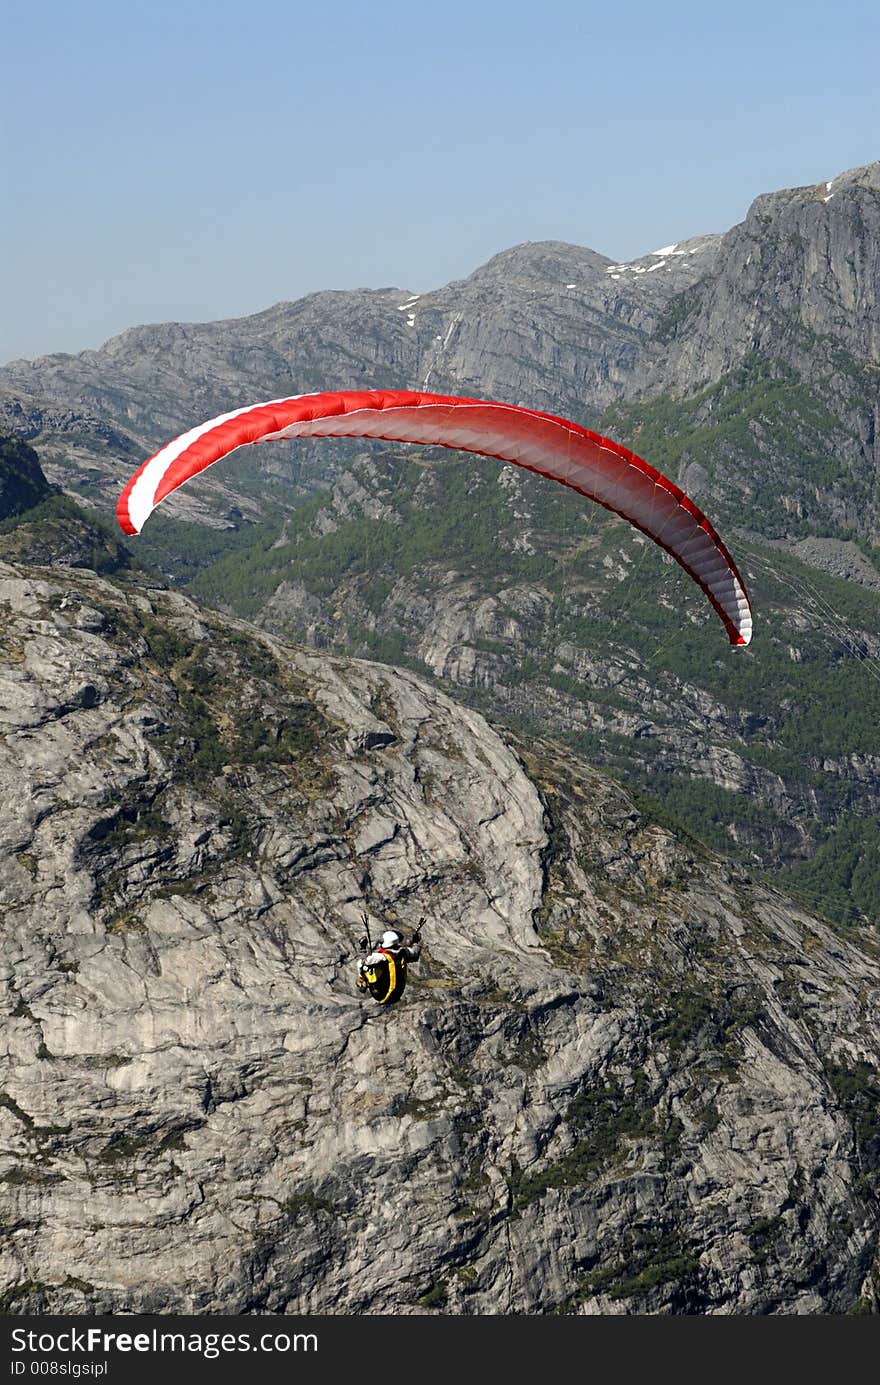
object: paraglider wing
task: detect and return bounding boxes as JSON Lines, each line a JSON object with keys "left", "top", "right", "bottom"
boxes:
{"left": 116, "top": 389, "right": 752, "bottom": 645}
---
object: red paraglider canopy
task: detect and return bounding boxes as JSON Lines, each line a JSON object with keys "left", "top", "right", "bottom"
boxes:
{"left": 117, "top": 388, "right": 752, "bottom": 646}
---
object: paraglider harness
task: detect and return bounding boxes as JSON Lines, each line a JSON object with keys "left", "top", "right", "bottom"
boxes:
{"left": 356, "top": 912, "right": 424, "bottom": 1005}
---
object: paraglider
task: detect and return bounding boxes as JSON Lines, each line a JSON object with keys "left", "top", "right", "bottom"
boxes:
{"left": 116, "top": 388, "right": 752, "bottom": 645}
{"left": 355, "top": 912, "right": 423, "bottom": 1005}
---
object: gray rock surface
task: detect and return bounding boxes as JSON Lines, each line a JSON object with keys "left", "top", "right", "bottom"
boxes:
{"left": 1, "top": 558, "right": 879, "bottom": 1315}
{"left": 654, "top": 164, "right": 880, "bottom": 391}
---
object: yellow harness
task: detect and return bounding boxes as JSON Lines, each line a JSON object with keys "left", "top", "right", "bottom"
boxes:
{"left": 363, "top": 950, "right": 400, "bottom": 1004}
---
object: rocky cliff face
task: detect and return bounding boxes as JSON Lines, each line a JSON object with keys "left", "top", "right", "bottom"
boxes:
{"left": 1, "top": 550, "right": 879, "bottom": 1315}
{"left": 653, "top": 164, "right": 880, "bottom": 391}
{"left": 0, "top": 438, "right": 54, "bottom": 523}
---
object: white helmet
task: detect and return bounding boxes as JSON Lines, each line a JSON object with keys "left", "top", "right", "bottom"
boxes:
{"left": 381, "top": 930, "right": 403, "bottom": 948}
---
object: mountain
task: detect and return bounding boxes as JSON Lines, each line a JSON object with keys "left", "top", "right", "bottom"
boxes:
{"left": 3, "top": 160, "right": 877, "bottom": 538}
{"left": 0, "top": 486, "right": 879, "bottom": 1315}
{"left": 1, "top": 161, "right": 879, "bottom": 925}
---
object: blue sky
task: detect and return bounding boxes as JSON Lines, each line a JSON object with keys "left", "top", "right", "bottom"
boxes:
{"left": 2, "top": 0, "right": 878, "bottom": 364}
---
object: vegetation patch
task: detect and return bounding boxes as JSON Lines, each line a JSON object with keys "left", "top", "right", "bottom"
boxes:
{"left": 647, "top": 983, "right": 765, "bottom": 1060}
{"left": 96, "top": 1122, "right": 200, "bottom": 1167}
{"left": 142, "top": 631, "right": 337, "bottom": 798}
{"left": 497, "top": 1031, "right": 548, "bottom": 1072}
{"left": 0, "top": 1280, "right": 53, "bottom": 1315}
{"left": 559, "top": 1229, "right": 699, "bottom": 1309}
{"left": 747, "top": 1214, "right": 785, "bottom": 1264}
{"left": 778, "top": 818, "right": 880, "bottom": 927}
{"left": 281, "top": 1190, "right": 335, "bottom": 1221}
{"left": 2, "top": 1167, "right": 65, "bottom": 1187}
{"left": 390, "top": 1093, "right": 449, "bottom": 1120}
{"left": 823, "top": 1058, "right": 880, "bottom": 1194}
{"left": 600, "top": 353, "right": 853, "bottom": 537}
{"left": 509, "top": 1071, "right": 655, "bottom": 1210}
{"left": 414, "top": 1280, "right": 448, "bottom": 1309}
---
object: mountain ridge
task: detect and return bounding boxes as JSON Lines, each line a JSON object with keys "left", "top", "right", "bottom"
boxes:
{"left": 2, "top": 159, "right": 877, "bottom": 534}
